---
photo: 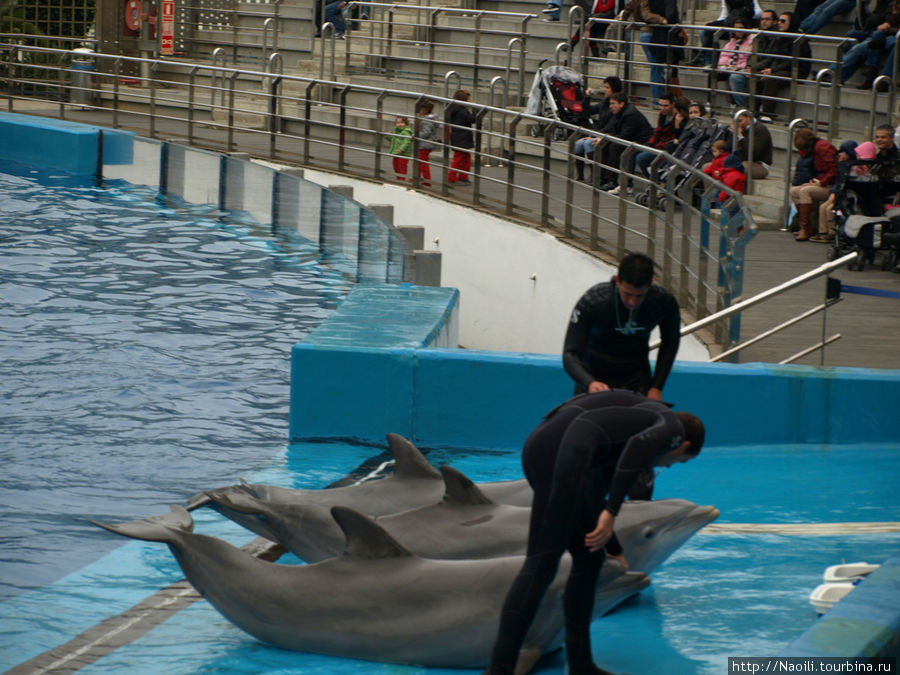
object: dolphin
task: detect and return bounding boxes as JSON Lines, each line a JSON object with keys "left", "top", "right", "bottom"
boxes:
{"left": 91, "top": 505, "right": 649, "bottom": 673}
{"left": 203, "top": 464, "right": 719, "bottom": 572}
{"left": 188, "top": 433, "right": 531, "bottom": 553}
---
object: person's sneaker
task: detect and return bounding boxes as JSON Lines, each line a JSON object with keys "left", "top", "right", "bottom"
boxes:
{"left": 758, "top": 114, "right": 773, "bottom": 123}
{"left": 335, "top": 33, "right": 345, "bottom": 39}
{"left": 607, "top": 185, "right": 622, "bottom": 195}
{"left": 542, "top": 5, "right": 558, "bottom": 12}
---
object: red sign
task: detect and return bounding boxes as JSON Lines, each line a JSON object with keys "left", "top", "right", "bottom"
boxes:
{"left": 160, "top": 0, "right": 175, "bottom": 55}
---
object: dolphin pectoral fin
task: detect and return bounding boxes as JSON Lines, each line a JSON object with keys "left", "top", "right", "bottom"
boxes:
{"left": 386, "top": 433, "right": 442, "bottom": 479}
{"left": 513, "top": 646, "right": 543, "bottom": 675}
{"left": 331, "top": 506, "right": 415, "bottom": 560}
{"left": 90, "top": 504, "right": 193, "bottom": 542}
{"left": 439, "top": 465, "right": 495, "bottom": 506}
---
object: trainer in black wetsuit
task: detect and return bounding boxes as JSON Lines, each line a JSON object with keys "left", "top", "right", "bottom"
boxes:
{"left": 563, "top": 253, "right": 681, "bottom": 401}
{"left": 484, "top": 390, "right": 705, "bottom": 675}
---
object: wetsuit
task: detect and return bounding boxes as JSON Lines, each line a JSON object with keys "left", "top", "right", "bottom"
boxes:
{"left": 563, "top": 277, "right": 681, "bottom": 396}
{"left": 487, "top": 390, "right": 686, "bottom": 675}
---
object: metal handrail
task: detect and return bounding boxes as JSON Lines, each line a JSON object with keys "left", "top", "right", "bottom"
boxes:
{"left": 652, "top": 253, "right": 857, "bottom": 360}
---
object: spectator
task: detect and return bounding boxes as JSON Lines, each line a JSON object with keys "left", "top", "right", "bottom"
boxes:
{"left": 415, "top": 99, "right": 440, "bottom": 187}
{"left": 686, "top": 0, "right": 763, "bottom": 67}
{"left": 830, "top": 0, "right": 900, "bottom": 87}
{"left": 689, "top": 101, "right": 708, "bottom": 119}
{"left": 574, "top": 76, "right": 624, "bottom": 181}
{"left": 811, "top": 139, "right": 859, "bottom": 243}
{"left": 596, "top": 92, "right": 654, "bottom": 192}
{"left": 729, "top": 110, "right": 773, "bottom": 178}
{"left": 799, "top": 0, "right": 856, "bottom": 35}
{"left": 752, "top": 11, "right": 811, "bottom": 122}
{"left": 323, "top": 0, "right": 348, "bottom": 38}
{"left": 703, "top": 139, "right": 731, "bottom": 177}
{"left": 389, "top": 115, "right": 413, "bottom": 182}
{"left": 789, "top": 127, "right": 838, "bottom": 241}
{"left": 634, "top": 91, "right": 678, "bottom": 179}
{"left": 715, "top": 152, "right": 748, "bottom": 206}
{"left": 715, "top": 16, "right": 756, "bottom": 109}
{"left": 586, "top": 0, "right": 619, "bottom": 56}
{"left": 618, "top": 0, "right": 681, "bottom": 104}
{"left": 446, "top": 89, "right": 476, "bottom": 185}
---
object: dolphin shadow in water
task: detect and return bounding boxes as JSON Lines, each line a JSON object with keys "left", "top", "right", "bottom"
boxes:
{"left": 91, "top": 505, "right": 649, "bottom": 673}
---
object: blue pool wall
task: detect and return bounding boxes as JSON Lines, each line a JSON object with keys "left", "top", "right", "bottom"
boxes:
{"left": 0, "top": 111, "right": 408, "bottom": 285}
{"left": 290, "top": 342, "right": 900, "bottom": 449}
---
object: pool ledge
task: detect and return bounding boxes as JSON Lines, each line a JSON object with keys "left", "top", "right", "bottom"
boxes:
{"left": 781, "top": 551, "right": 900, "bottom": 660}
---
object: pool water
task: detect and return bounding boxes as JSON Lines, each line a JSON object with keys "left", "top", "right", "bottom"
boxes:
{"left": 0, "top": 162, "right": 351, "bottom": 602}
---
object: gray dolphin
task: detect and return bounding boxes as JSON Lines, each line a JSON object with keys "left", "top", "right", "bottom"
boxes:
{"left": 204, "top": 464, "right": 719, "bottom": 572}
{"left": 190, "top": 433, "right": 531, "bottom": 556}
{"left": 91, "top": 505, "right": 649, "bottom": 673}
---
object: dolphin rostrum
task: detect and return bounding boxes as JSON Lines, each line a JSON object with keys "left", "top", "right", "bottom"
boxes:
{"left": 204, "top": 463, "right": 719, "bottom": 572}
{"left": 91, "top": 505, "right": 649, "bottom": 673}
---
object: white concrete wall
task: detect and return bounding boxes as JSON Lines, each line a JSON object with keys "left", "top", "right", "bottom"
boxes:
{"left": 260, "top": 163, "right": 710, "bottom": 362}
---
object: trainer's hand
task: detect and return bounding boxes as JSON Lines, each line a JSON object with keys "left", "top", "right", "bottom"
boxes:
{"left": 588, "top": 381, "right": 610, "bottom": 393}
{"left": 586, "top": 510, "right": 615, "bottom": 551}
{"left": 646, "top": 387, "right": 662, "bottom": 401}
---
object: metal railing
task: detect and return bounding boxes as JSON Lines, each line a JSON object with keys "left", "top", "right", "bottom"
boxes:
{"left": 0, "top": 42, "right": 802, "bottom": 353}
{"left": 652, "top": 252, "right": 855, "bottom": 364}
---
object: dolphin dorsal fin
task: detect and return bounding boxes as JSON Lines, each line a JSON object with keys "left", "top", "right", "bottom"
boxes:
{"left": 331, "top": 506, "right": 414, "bottom": 559}
{"left": 386, "top": 433, "right": 442, "bottom": 480}
{"left": 440, "top": 465, "right": 495, "bottom": 506}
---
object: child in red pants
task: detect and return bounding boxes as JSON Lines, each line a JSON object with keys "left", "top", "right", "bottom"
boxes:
{"left": 446, "top": 89, "right": 475, "bottom": 184}
{"left": 390, "top": 115, "right": 413, "bottom": 181}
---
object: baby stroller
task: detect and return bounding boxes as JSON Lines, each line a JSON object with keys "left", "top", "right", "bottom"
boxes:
{"left": 524, "top": 63, "right": 590, "bottom": 140}
{"left": 634, "top": 118, "right": 728, "bottom": 209}
{"left": 831, "top": 157, "right": 900, "bottom": 271}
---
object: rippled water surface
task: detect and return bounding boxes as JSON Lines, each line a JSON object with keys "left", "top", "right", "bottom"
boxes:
{"left": 0, "top": 163, "right": 351, "bottom": 601}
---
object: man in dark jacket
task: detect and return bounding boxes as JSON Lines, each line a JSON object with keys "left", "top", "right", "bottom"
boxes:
{"left": 752, "top": 11, "right": 812, "bottom": 121}
{"left": 563, "top": 252, "right": 681, "bottom": 401}
{"left": 729, "top": 110, "right": 773, "bottom": 179}
{"left": 597, "top": 92, "right": 654, "bottom": 189}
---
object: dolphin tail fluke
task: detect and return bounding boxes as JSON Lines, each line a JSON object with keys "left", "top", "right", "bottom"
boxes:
{"left": 439, "top": 465, "right": 495, "bottom": 506}
{"left": 331, "top": 506, "right": 416, "bottom": 560}
{"left": 90, "top": 504, "right": 193, "bottom": 543}
{"left": 386, "top": 433, "right": 442, "bottom": 480}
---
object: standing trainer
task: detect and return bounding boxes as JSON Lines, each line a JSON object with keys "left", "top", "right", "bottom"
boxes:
{"left": 484, "top": 390, "right": 705, "bottom": 675}
{"left": 563, "top": 253, "right": 681, "bottom": 402}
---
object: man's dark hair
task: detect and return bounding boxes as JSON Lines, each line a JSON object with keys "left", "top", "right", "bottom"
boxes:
{"left": 604, "top": 75, "right": 623, "bottom": 93}
{"left": 875, "top": 123, "right": 895, "bottom": 136}
{"left": 761, "top": 9, "right": 777, "bottom": 20}
{"left": 676, "top": 412, "right": 705, "bottom": 456}
{"left": 659, "top": 91, "right": 674, "bottom": 104}
{"left": 609, "top": 92, "right": 628, "bottom": 105}
{"left": 617, "top": 252, "right": 655, "bottom": 287}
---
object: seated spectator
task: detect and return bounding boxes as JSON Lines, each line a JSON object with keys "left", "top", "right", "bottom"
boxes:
{"left": 812, "top": 139, "right": 859, "bottom": 243}
{"left": 689, "top": 101, "right": 708, "bottom": 119}
{"left": 799, "top": 0, "right": 856, "bottom": 34}
{"left": 729, "top": 110, "right": 773, "bottom": 178}
{"left": 703, "top": 139, "right": 731, "bottom": 176}
{"left": 686, "top": 0, "right": 762, "bottom": 67}
{"left": 596, "top": 92, "right": 654, "bottom": 192}
{"left": 633, "top": 91, "right": 679, "bottom": 179}
{"left": 715, "top": 152, "right": 748, "bottom": 206}
{"left": 715, "top": 17, "right": 756, "bottom": 108}
{"left": 754, "top": 12, "right": 811, "bottom": 121}
{"left": 323, "top": 0, "right": 348, "bottom": 38}
{"left": 830, "top": 0, "right": 900, "bottom": 86}
{"left": 789, "top": 127, "right": 838, "bottom": 241}
{"left": 574, "top": 76, "right": 624, "bottom": 181}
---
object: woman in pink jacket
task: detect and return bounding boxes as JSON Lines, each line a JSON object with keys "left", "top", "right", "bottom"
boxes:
{"left": 715, "top": 16, "right": 755, "bottom": 108}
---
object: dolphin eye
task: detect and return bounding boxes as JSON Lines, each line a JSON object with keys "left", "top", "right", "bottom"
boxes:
{"left": 642, "top": 526, "right": 655, "bottom": 540}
